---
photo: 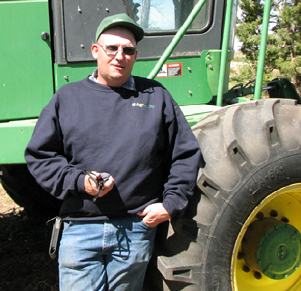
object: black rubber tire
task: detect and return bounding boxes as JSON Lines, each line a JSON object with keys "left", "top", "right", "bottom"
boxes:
{"left": 144, "top": 98, "right": 301, "bottom": 291}
{"left": 0, "top": 164, "right": 62, "bottom": 220}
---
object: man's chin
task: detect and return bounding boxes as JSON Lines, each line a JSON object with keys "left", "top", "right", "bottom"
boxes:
{"left": 109, "top": 75, "right": 128, "bottom": 87}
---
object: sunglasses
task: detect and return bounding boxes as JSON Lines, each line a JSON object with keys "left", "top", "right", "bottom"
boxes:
{"left": 97, "top": 44, "right": 137, "bottom": 57}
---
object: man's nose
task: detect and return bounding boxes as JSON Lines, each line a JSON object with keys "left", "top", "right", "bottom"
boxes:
{"left": 115, "top": 48, "right": 125, "bottom": 60}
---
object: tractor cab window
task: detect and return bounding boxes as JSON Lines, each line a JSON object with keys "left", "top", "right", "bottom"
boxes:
{"left": 130, "top": 0, "right": 212, "bottom": 33}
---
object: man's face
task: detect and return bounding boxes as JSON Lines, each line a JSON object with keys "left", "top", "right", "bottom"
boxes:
{"left": 91, "top": 27, "right": 138, "bottom": 87}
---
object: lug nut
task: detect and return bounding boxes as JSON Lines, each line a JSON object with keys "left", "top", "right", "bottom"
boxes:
{"left": 243, "top": 265, "right": 250, "bottom": 273}
{"left": 237, "top": 252, "right": 244, "bottom": 260}
{"left": 281, "top": 217, "right": 289, "bottom": 223}
{"left": 256, "top": 212, "right": 264, "bottom": 220}
{"left": 270, "top": 210, "right": 278, "bottom": 217}
{"left": 254, "top": 272, "right": 262, "bottom": 279}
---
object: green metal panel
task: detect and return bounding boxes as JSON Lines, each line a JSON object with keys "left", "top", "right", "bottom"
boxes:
{"left": 0, "top": 0, "right": 53, "bottom": 121}
{"left": 54, "top": 63, "right": 96, "bottom": 91}
{"left": 0, "top": 119, "right": 36, "bottom": 164}
{"left": 133, "top": 54, "right": 216, "bottom": 106}
{"left": 206, "top": 50, "right": 234, "bottom": 96}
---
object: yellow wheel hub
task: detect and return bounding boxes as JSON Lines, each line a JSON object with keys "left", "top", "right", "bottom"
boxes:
{"left": 231, "top": 183, "right": 301, "bottom": 291}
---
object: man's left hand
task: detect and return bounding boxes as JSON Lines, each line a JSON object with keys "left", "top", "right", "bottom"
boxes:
{"left": 137, "top": 203, "right": 171, "bottom": 228}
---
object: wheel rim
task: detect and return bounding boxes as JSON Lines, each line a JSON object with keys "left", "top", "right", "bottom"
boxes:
{"left": 232, "top": 183, "right": 301, "bottom": 291}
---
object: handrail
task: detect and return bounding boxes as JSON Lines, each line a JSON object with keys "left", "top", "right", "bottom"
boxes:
{"left": 216, "top": 0, "right": 234, "bottom": 107}
{"left": 147, "top": 0, "right": 207, "bottom": 79}
{"left": 254, "top": 0, "right": 272, "bottom": 100}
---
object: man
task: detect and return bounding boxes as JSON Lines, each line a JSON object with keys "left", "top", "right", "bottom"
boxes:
{"left": 25, "top": 13, "right": 201, "bottom": 291}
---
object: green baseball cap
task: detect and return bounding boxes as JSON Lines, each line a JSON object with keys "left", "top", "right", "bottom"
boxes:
{"left": 95, "top": 13, "right": 144, "bottom": 42}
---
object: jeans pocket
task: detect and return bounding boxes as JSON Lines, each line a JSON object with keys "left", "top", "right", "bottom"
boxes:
{"left": 141, "top": 219, "right": 154, "bottom": 230}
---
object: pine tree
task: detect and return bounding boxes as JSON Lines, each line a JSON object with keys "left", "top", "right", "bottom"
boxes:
{"left": 233, "top": 0, "right": 301, "bottom": 96}
{"left": 272, "top": 0, "right": 301, "bottom": 95}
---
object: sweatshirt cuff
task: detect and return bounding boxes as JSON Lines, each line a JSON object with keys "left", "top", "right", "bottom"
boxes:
{"left": 163, "top": 195, "right": 188, "bottom": 219}
{"left": 77, "top": 173, "right": 86, "bottom": 193}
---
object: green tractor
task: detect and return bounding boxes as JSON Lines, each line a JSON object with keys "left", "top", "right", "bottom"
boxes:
{"left": 1, "top": 0, "right": 301, "bottom": 290}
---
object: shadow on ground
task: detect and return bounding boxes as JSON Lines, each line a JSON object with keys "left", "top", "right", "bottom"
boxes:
{"left": 0, "top": 210, "right": 59, "bottom": 291}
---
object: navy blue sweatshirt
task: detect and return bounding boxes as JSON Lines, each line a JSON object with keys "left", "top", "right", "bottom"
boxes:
{"left": 25, "top": 76, "right": 201, "bottom": 220}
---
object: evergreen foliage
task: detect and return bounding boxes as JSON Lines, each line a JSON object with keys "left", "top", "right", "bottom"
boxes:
{"left": 232, "top": 0, "right": 301, "bottom": 96}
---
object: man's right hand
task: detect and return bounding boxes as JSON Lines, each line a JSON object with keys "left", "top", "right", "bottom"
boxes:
{"left": 84, "top": 172, "right": 114, "bottom": 198}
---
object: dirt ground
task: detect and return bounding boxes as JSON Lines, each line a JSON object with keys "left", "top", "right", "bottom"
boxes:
{"left": 0, "top": 185, "right": 59, "bottom": 291}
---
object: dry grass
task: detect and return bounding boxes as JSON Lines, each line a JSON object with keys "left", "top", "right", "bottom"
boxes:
{"left": 0, "top": 184, "right": 23, "bottom": 216}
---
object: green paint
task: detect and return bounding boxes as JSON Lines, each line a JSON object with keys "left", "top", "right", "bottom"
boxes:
{"left": 0, "top": 0, "right": 54, "bottom": 122}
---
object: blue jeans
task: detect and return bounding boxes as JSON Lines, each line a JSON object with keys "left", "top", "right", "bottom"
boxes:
{"left": 58, "top": 216, "right": 157, "bottom": 291}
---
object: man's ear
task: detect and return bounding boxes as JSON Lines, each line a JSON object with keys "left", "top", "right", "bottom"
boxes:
{"left": 91, "top": 44, "right": 99, "bottom": 59}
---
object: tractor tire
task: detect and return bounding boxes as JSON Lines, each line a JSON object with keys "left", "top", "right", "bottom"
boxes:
{"left": 144, "top": 99, "right": 301, "bottom": 291}
{"left": 0, "top": 164, "right": 62, "bottom": 220}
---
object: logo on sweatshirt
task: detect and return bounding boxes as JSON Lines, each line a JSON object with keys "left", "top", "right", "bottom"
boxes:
{"left": 132, "top": 103, "right": 155, "bottom": 109}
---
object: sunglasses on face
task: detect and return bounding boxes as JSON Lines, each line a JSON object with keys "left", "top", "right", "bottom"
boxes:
{"left": 97, "top": 44, "right": 137, "bottom": 57}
